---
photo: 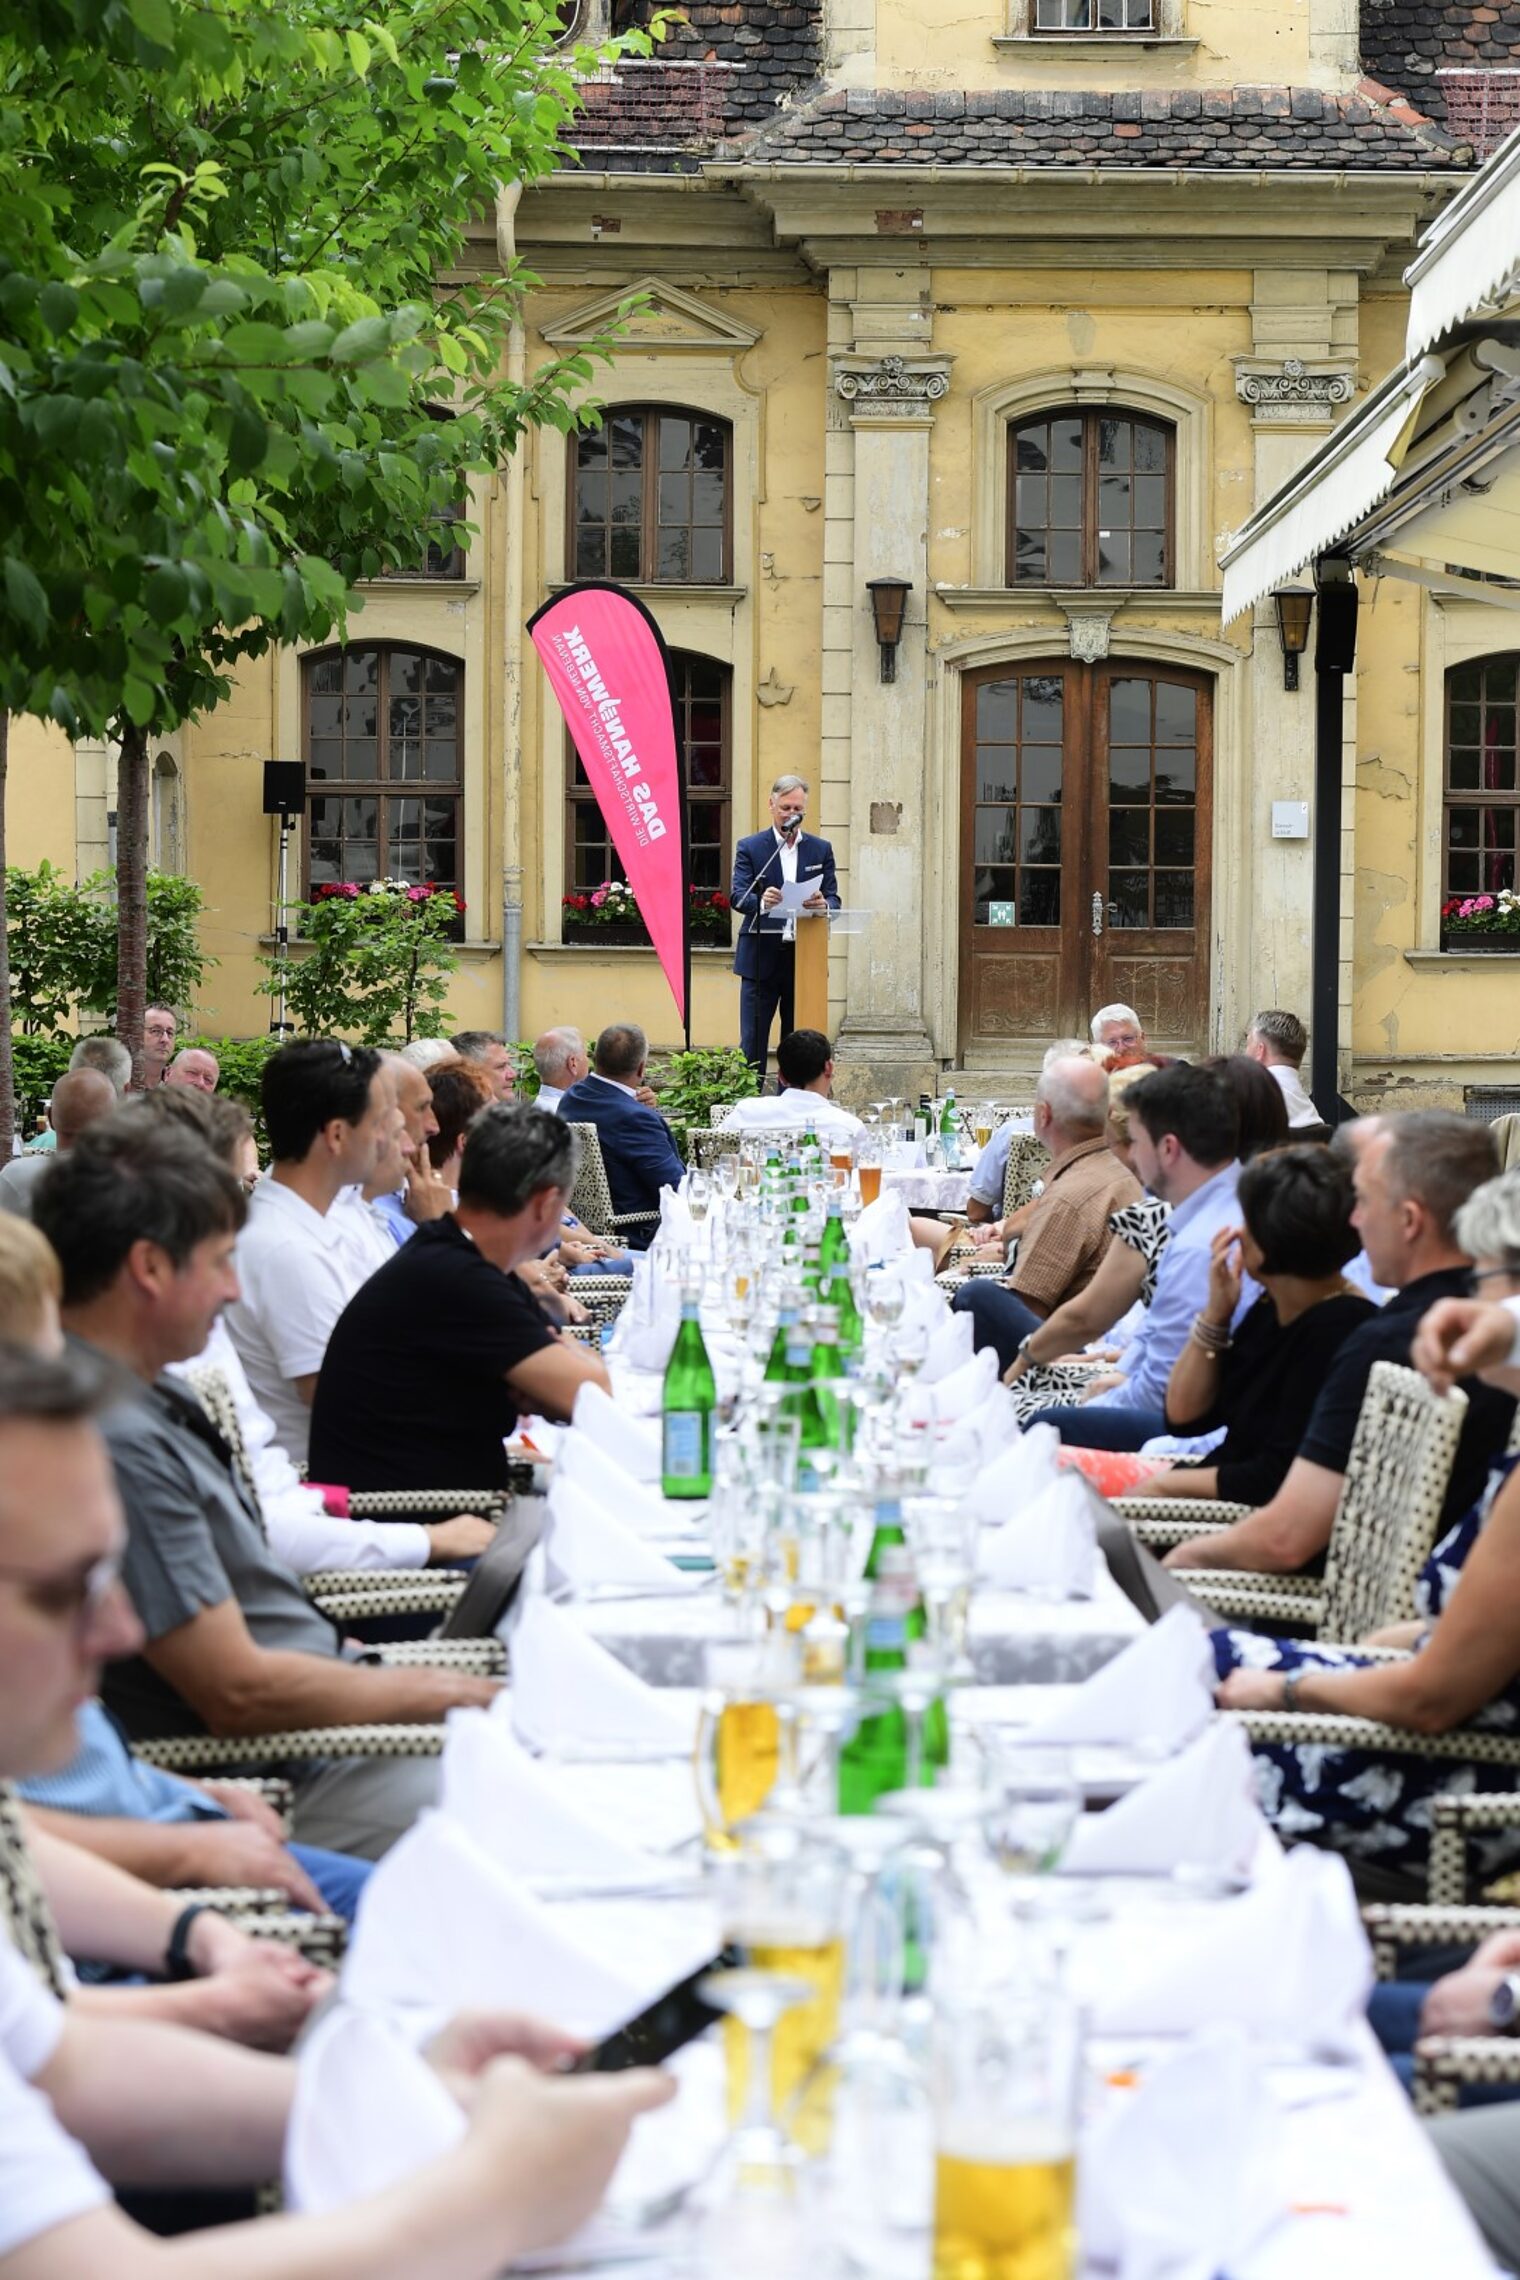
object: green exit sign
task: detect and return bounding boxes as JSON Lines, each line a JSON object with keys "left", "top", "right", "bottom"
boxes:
{"left": 987, "top": 901, "right": 1015, "bottom": 928}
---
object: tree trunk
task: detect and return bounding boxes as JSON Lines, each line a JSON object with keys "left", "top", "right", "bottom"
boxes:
{"left": 115, "top": 720, "right": 150, "bottom": 1087}
{"left": 0, "top": 714, "right": 13, "bottom": 1157}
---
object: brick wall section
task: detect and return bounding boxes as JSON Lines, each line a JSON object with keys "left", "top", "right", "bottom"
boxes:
{"left": 729, "top": 84, "right": 1467, "bottom": 168}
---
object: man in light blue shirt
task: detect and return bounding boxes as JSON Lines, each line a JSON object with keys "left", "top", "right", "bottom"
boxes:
{"left": 1025, "top": 1062, "right": 1256, "bottom": 1450}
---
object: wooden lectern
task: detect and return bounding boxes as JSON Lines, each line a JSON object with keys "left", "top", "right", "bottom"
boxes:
{"left": 794, "top": 911, "right": 831, "bottom": 1034}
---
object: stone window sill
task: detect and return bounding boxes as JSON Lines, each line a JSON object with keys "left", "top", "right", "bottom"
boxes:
{"left": 351, "top": 578, "right": 481, "bottom": 598}
{"left": 991, "top": 32, "right": 1199, "bottom": 49}
{"left": 527, "top": 940, "right": 733, "bottom": 958}
{"left": 1403, "top": 949, "right": 1520, "bottom": 970}
{"left": 933, "top": 585, "right": 1221, "bottom": 612}
{"left": 258, "top": 934, "right": 501, "bottom": 959}
{"left": 547, "top": 584, "right": 748, "bottom": 606}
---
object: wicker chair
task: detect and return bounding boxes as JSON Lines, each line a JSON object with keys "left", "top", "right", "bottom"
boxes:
{"left": 564, "top": 1122, "right": 661, "bottom": 1243}
{"left": 562, "top": 1274, "right": 631, "bottom": 1330}
{"left": 1163, "top": 1362, "right": 1468, "bottom": 1636}
{"left": 1359, "top": 1901, "right": 1520, "bottom": 2113}
{"left": 688, "top": 1125, "right": 745, "bottom": 1171}
{"left": 135, "top": 1722, "right": 450, "bottom": 1774}
{"left": 1001, "top": 1133, "right": 1048, "bottom": 1217}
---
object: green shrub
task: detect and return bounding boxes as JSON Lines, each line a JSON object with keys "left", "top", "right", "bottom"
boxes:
{"left": 648, "top": 1045, "right": 757, "bottom": 1159}
{"left": 9, "top": 1034, "right": 76, "bottom": 1134}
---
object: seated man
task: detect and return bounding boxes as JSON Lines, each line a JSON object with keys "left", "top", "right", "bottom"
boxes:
{"left": 1023, "top": 1062, "right": 1250, "bottom": 1453}
{"left": 952, "top": 1053, "right": 1140, "bottom": 1373}
{"left": 532, "top": 1026, "right": 588, "bottom": 1115}
{"left": 0, "top": 1071, "right": 116, "bottom": 1220}
{"left": 558, "top": 1022, "right": 685, "bottom": 1248}
{"left": 0, "top": 1337, "right": 671, "bottom": 2275}
{"left": 309, "top": 1105, "right": 611, "bottom": 1496}
{"left": 1165, "top": 1110, "right": 1514, "bottom": 1575}
{"left": 450, "top": 1028, "right": 517, "bottom": 1101}
{"left": 36, "top": 1111, "right": 498, "bottom": 1859}
{"left": 222, "top": 1039, "right": 391, "bottom": 1466}
{"left": 1091, "top": 1002, "right": 1147, "bottom": 1059}
{"left": 165, "top": 1046, "right": 220, "bottom": 1096}
{"left": 1243, "top": 1007, "right": 1322, "bottom": 1131}
{"left": 362, "top": 1052, "right": 453, "bottom": 1251}
{"left": 720, "top": 1028, "right": 862, "bottom": 1137}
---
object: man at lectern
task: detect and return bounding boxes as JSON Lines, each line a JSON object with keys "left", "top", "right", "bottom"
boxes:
{"left": 731, "top": 773, "right": 840, "bottom": 1083}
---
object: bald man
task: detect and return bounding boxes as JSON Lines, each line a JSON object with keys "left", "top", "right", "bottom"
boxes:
{"left": 950, "top": 1051, "right": 1141, "bottom": 1373}
{"left": 0, "top": 1070, "right": 118, "bottom": 1220}
{"left": 166, "top": 1046, "right": 220, "bottom": 1095}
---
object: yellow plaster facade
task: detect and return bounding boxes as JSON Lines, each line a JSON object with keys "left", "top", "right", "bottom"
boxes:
{"left": 4, "top": 0, "right": 1500, "bottom": 1105}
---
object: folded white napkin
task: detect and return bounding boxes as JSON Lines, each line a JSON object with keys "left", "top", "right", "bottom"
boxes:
{"left": 920, "top": 1310, "right": 976, "bottom": 1385}
{"left": 656, "top": 1184, "right": 693, "bottom": 1246}
{"left": 440, "top": 1708, "right": 669, "bottom": 1887}
{"left": 1022, "top": 1603, "right": 1215, "bottom": 1753}
{"left": 568, "top": 1381, "right": 662, "bottom": 1485}
{"left": 1061, "top": 1719, "right": 1264, "bottom": 1877}
{"left": 546, "top": 1476, "right": 699, "bottom": 1597}
{"left": 507, "top": 1595, "right": 695, "bottom": 1755}
{"left": 938, "top": 1388, "right": 1023, "bottom": 1466}
{"left": 854, "top": 1189, "right": 913, "bottom": 1264}
{"left": 1083, "top": 1846, "right": 1372, "bottom": 2056}
{"left": 284, "top": 2004, "right": 465, "bottom": 2214}
{"left": 555, "top": 1430, "right": 701, "bottom": 1540}
{"left": 977, "top": 1472, "right": 1099, "bottom": 1598}
{"left": 1079, "top": 2026, "right": 1285, "bottom": 2280}
{"left": 342, "top": 1811, "right": 704, "bottom": 2037}
{"left": 964, "top": 1421, "right": 1061, "bottom": 1523}
{"left": 906, "top": 1346, "right": 998, "bottom": 1424}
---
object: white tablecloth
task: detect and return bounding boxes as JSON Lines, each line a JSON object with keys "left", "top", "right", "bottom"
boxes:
{"left": 882, "top": 1168, "right": 974, "bottom": 1212}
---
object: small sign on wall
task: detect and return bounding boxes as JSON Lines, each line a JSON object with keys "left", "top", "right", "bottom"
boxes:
{"left": 987, "top": 901, "right": 1016, "bottom": 928}
{"left": 1271, "top": 800, "right": 1310, "bottom": 840}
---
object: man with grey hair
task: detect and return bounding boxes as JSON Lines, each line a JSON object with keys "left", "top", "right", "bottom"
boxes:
{"left": 558, "top": 1025, "right": 684, "bottom": 1249}
{"left": 0, "top": 1071, "right": 117, "bottom": 1218}
{"left": 310, "top": 1102, "right": 610, "bottom": 1494}
{"left": 1090, "top": 1003, "right": 1146, "bottom": 1057}
{"left": 532, "top": 1025, "right": 588, "bottom": 1114}
{"left": 731, "top": 773, "right": 840, "bottom": 1082}
{"left": 1244, "top": 1007, "right": 1321, "bottom": 1130}
{"left": 69, "top": 1036, "right": 133, "bottom": 1094}
{"left": 951, "top": 1051, "right": 1141, "bottom": 1372}
{"left": 165, "top": 1045, "right": 220, "bottom": 1095}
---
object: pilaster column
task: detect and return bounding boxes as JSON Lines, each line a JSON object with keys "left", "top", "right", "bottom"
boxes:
{"left": 827, "top": 341, "right": 950, "bottom": 1104}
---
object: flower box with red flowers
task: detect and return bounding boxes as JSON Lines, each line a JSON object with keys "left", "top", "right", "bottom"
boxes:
{"left": 1441, "top": 891, "right": 1520, "bottom": 951}
{"left": 562, "top": 882, "right": 732, "bottom": 946}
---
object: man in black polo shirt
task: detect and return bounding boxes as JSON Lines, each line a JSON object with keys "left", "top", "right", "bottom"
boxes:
{"left": 308, "top": 1104, "right": 611, "bottom": 1495}
{"left": 1165, "top": 1111, "right": 1514, "bottom": 1576}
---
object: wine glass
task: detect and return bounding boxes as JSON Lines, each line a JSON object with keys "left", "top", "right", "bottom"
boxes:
{"left": 689, "top": 1970, "right": 820, "bottom": 2277}
{"left": 687, "top": 1167, "right": 713, "bottom": 1224}
{"left": 865, "top": 1270, "right": 905, "bottom": 1335}
{"left": 981, "top": 1744, "right": 1083, "bottom": 1890}
{"left": 892, "top": 1319, "right": 931, "bottom": 1386}
{"left": 908, "top": 1499, "right": 978, "bottom": 1679}
{"left": 715, "top": 1149, "right": 741, "bottom": 1203}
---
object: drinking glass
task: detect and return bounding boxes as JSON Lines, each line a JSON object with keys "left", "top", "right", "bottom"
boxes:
{"left": 893, "top": 1319, "right": 931, "bottom": 1384}
{"left": 930, "top": 1996, "right": 1081, "bottom": 2280}
{"left": 714, "top": 1822, "right": 851, "bottom": 2152}
{"left": 690, "top": 1968, "right": 820, "bottom": 2279}
{"left": 972, "top": 1104, "right": 995, "bottom": 1154}
{"left": 981, "top": 1746, "right": 1083, "bottom": 1881}
{"left": 829, "top": 1134, "right": 854, "bottom": 1188}
{"left": 865, "top": 1269, "right": 906, "bottom": 1334}
{"left": 908, "top": 1499, "right": 979, "bottom": 1679}
{"left": 857, "top": 1135, "right": 883, "bottom": 1209}
{"left": 687, "top": 1167, "right": 713, "bottom": 1225}
{"left": 715, "top": 1149, "right": 741, "bottom": 1203}
{"left": 695, "top": 1637, "right": 799, "bottom": 1847}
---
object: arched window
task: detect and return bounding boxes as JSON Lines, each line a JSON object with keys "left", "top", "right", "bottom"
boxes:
{"left": 1008, "top": 409, "right": 1173, "bottom": 588}
{"left": 1443, "top": 653, "right": 1518, "bottom": 929}
{"left": 564, "top": 649, "right": 730, "bottom": 906}
{"left": 568, "top": 406, "right": 732, "bottom": 584}
{"left": 303, "top": 645, "right": 462, "bottom": 904}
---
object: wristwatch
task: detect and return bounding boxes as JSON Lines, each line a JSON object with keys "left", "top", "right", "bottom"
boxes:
{"left": 163, "top": 1901, "right": 212, "bottom": 1981}
{"left": 1015, "top": 1333, "right": 1038, "bottom": 1366}
{"left": 1488, "top": 1973, "right": 1520, "bottom": 2033}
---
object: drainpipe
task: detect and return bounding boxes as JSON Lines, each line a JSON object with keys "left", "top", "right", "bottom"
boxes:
{"left": 1309, "top": 557, "right": 1358, "bottom": 1125}
{"left": 497, "top": 180, "right": 526, "bottom": 1045}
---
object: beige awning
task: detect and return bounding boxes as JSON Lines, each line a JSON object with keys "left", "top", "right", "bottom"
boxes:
{"left": 1218, "top": 358, "right": 1444, "bottom": 625}
{"left": 1405, "top": 122, "right": 1520, "bottom": 360}
{"left": 1367, "top": 436, "right": 1520, "bottom": 583}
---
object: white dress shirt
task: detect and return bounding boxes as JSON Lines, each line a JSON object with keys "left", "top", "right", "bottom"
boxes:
{"left": 721, "top": 1088, "right": 863, "bottom": 1137}
{"left": 222, "top": 1178, "right": 372, "bottom": 1467}
{"left": 774, "top": 825, "right": 800, "bottom": 942}
{"left": 535, "top": 1084, "right": 566, "bottom": 1115}
{"left": 1265, "top": 1060, "right": 1322, "bottom": 1130}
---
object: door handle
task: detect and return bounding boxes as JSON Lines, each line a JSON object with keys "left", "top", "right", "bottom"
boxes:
{"left": 1091, "top": 891, "right": 1104, "bottom": 938}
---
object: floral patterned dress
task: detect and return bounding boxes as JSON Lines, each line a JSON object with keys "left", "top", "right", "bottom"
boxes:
{"left": 1213, "top": 1453, "right": 1520, "bottom": 1879}
{"left": 1007, "top": 1196, "right": 1171, "bottom": 1427}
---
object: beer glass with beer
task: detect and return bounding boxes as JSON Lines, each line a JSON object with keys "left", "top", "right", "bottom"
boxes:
{"left": 717, "top": 1820, "right": 850, "bottom": 2151}
{"left": 829, "top": 1133, "right": 855, "bottom": 1188}
{"left": 695, "top": 1637, "right": 798, "bottom": 1848}
{"left": 932, "top": 1997, "right": 1081, "bottom": 2280}
{"left": 856, "top": 1134, "right": 883, "bottom": 1208}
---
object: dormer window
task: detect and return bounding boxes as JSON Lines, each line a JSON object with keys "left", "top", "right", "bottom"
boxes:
{"left": 1033, "top": 0, "right": 1154, "bottom": 26}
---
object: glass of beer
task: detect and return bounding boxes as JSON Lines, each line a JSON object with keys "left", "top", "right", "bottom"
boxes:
{"left": 973, "top": 1104, "right": 995, "bottom": 1153}
{"left": 717, "top": 1820, "right": 850, "bottom": 2152}
{"left": 695, "top": 1638, "right": 800, "bottom": 1849}
{"left": 857, "top": 1135, "right": 883, "bottom": 1208}
{"left": 829, "top": 1135, "right": 854, "bottom": 1188}
{"left": 932, "top": 1997, "right": 1080, "bottom": 2280}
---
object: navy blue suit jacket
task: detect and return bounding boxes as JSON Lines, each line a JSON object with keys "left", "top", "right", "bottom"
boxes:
{"left": 730, "top": 829, "right": 839, "bottom": 980}
{"left": 558, "top": 1074, "right": 685, "bottom": 1244}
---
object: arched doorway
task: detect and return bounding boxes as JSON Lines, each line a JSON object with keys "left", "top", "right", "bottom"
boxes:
{"left": 959, "top": 658, "right": 1212, "bottom": 1053}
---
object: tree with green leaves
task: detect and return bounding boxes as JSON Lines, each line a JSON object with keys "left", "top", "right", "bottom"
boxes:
{"left": 0, "top": 0, "right": 651, "bottom": 1140}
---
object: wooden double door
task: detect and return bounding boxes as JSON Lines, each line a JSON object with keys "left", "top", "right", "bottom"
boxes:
{"left": 959, "top": 659, "right": 1212, "bottom": 1054}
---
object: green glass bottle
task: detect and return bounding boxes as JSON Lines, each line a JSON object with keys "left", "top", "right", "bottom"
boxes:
{"left": 939, "top": 1089, "right": 958, "bottom": 1168}
{"left": 838, "top": 1482, "right": 949, "bottom": 1813}
{"left": 828, "top": 1259, "right": 865, "bottom": 1366}
{"left": 660, "top": 1287, "right": 717, "bottom": 1500}
{"left": 763, "top": 1286, "right": 803, "bottom": 1385}
{"left": 818, "top": 1194, "right": 850, "bottom": 1284}
{"left": 806, "top": 1301, "right": 848, "bottom": 1457}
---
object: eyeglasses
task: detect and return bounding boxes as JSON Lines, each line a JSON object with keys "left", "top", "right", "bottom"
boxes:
{"left": 0, "top": 1551, "right": 123, "bottom": 1636}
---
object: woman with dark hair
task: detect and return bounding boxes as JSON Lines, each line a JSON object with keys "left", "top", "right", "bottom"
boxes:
{"left": 1125, "top": 1142, "right": 1373, "bottom": 1505}
{"left": 1205, "top": 1052, "right": 1290, "bottom": 1162}
{"left": 426, "top": 1057, "right": 496, "bottom": 1189}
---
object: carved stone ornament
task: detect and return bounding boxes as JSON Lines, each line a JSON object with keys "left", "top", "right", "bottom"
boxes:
{"left": 1236, "top": 358, "right": 1354, "bottom": 409}
{"left": 1065, "top": 611, "right": 1112, "bottom": 663}
{"left": 834, "top": 355, "right": 951, "bottom": 413}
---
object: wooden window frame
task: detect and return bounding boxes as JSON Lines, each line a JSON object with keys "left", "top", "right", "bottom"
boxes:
{"left": 1006, "top": 408, "right": 1175, "bottom": 590}
{"left": 1442, "top": 650, "right": 1520, "bottom": 927}
{"left": 566, "top": 405, "right": 734, "bottom": 586}
{"left": 1032, "top": 0, "right": 1154, "bottom": 26}
{"left": 301, "top": 643, "right": 464, "bottom": 919}
{"left": 563, "top": 649, "right": 732, "bottom": 901}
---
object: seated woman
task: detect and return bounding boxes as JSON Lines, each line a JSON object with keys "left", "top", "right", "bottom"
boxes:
{"left": 1215, "top": 1171, "right": 1520, "bottom": 1880}
{"left": 1127, "top": 1143, "right": 1373, "bottom": 1504}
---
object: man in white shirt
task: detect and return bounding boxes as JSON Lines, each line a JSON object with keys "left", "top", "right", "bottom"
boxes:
{"left": 720, "top": 1028, "right": 863, "bottom": 1138}
{"left": 223, "top": 1040, "right": 391, "bottom": 1467}
{"left": 1244, "top": 1007, "right": 1323, "bottom": 1130}
{"left": 0, "top": 1339, "right": 672, "bottom": 2275}
{"left": 532, "top": 1026, "right": 587, "bottom": 1115}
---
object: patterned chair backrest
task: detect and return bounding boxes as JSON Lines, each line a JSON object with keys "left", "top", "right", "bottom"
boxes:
{"left": 1319, "top": 1360, "right": 1468, "bottom": 1642}
{"left": 564, "top": 1121, "right": 615, "bottom": 1236}
{"left": 688, "top": 1125, "right": 743, "bottom": 1171}
{"left": 1000, "top": 1133, "right": 1049, "bottom": 1218}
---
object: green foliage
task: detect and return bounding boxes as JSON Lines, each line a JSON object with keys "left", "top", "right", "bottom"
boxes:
{"left": 258, "top": 880, "right": 460, "bottom": 1044}
{"left": 649, "top": 1046, "right": 757, "bottom": 1156}
{"left": 4, "top": 861, "right": 209, "bottom": 1028}
{"left": 186, "top": 1033, "right": 279, "bottom": 1149}
{"left": 8, "top": 1032, "right": 74, "bottom": 1132}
